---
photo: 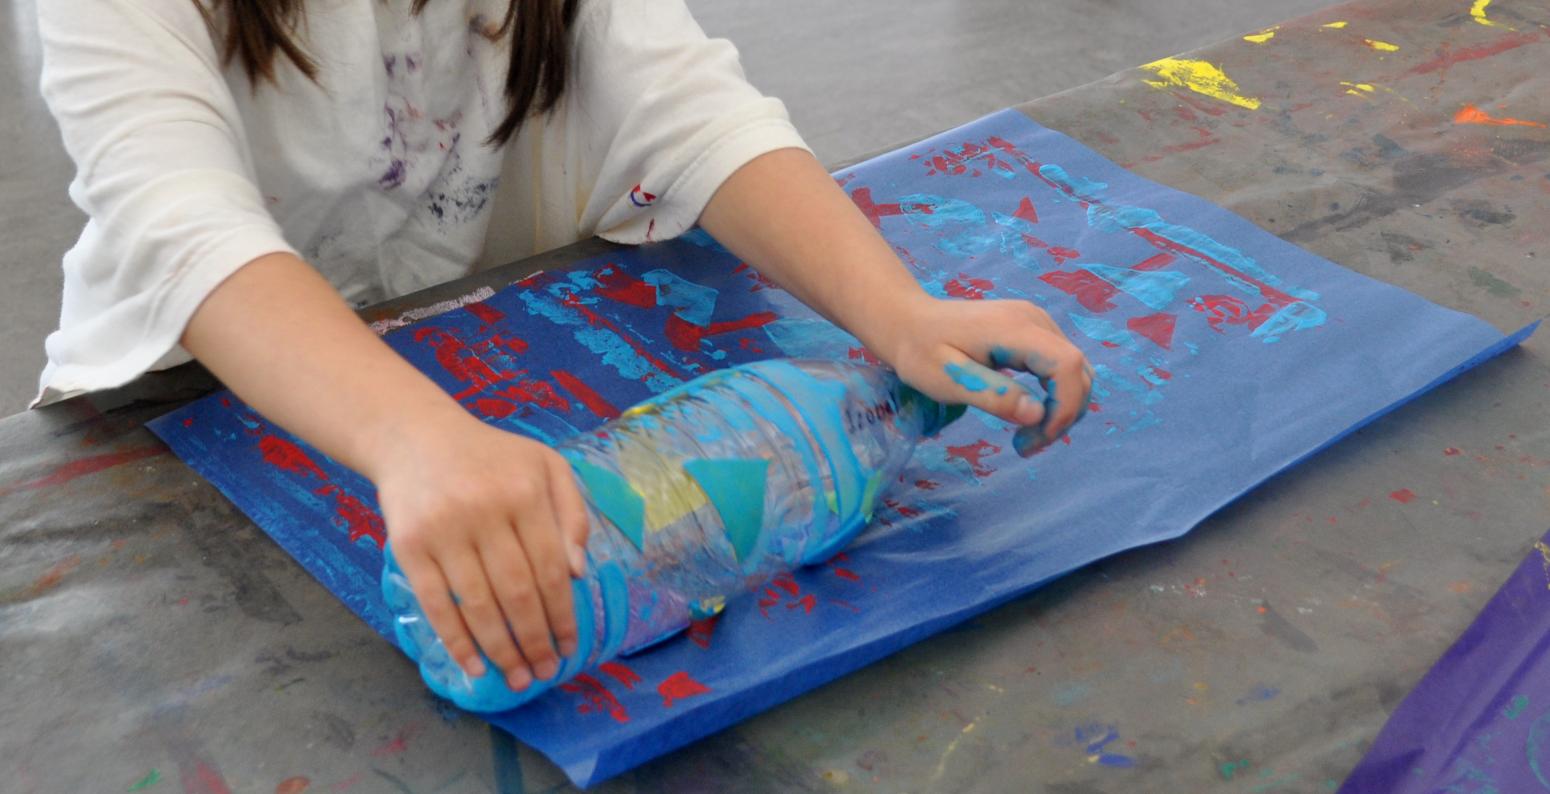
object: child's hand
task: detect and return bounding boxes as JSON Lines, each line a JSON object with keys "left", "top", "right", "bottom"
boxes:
{"left": 879, "top": 296, "right": 1094, "bottom": 456}
{"left": 371, "top": 416, "right": 590, "bottom": 692}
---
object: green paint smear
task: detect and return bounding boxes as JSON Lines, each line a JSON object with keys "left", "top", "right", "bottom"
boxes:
{"left": 1468, "top": 266, "right": 1522, "bottom": 298}
{"left": 128, "top": 769, "right": 161, "bottom": 791}
{"left": 1507, "top": 693, "right": 1530, "bottom": 719}
{"left": 1220, "top": 759, "right": 1251, "bottom": 780}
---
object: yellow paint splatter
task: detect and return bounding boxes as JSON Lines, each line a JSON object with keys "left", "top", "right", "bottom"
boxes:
{"left": 1364, "top": 38, "right": 1401, "bottom": 52}
{"left": 1534, "top": 540, "right": 1550, "bottom": 590}
{"left": 1243, "top": 26, "right": 1279, "bottom": 44}
{"left": 1322, "top": 20, "right": 1349, "bottom": 29}
{"left": 1471, "top": 0, "right": 1513, "bottom": 28}
{"left": 1141, "top": 57, "right": 1262, "bottom": 110}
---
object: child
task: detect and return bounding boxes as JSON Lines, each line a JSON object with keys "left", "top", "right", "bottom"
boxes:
{"left": 36, "top": 0, "right": 1092, "bottom": 694}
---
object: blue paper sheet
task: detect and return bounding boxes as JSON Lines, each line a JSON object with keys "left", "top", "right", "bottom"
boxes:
{"left": 1340, "top": 528, "right": 1550, "bottom": 793}
{"left": 148, "top": 109, "right": 1533, "bottom": 787}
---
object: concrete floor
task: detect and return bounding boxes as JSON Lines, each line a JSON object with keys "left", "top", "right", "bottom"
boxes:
{"left": 0, "top": 0, "right": 1332, "bottom": 416}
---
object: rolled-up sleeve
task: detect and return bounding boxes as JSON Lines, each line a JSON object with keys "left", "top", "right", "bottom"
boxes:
{"left": 35, "top": 0, "right": 295, "bottom": 404}
{"left": 570, "top": 0, "right": 811, "bottom": 244}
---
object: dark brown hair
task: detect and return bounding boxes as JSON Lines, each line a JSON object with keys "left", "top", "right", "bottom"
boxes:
{"left": 206, "top": 0, "right": 579, "bottom": 145}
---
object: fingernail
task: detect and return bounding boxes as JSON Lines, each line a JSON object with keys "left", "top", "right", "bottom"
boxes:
{"left": 507, "top": 667, "right": 532, "bottom": 691}
{"left": 569, "top": 545, "right": 587, "bottom": 577}
{"left": 465, "top": 657, "right": 487, "bottom": 677}
{"left": 535, "top": 658, "right": 559, "bottom": 681}
{"left": 1013, "top": 395, "right": 1042, "bottom": 425}
{"left": 559, "top": 637, "right": 578, "bottom": 658}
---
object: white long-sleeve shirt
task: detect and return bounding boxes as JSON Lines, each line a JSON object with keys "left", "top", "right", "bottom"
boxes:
{"left": 34, "top": 0, "right": 808, "bottom": 406}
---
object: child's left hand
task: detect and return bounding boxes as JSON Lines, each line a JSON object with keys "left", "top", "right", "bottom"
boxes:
{"left": 877, "top": 295, "right": 1094, "bottom": 456}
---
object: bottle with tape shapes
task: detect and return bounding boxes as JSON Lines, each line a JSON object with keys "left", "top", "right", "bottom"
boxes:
{"left": 382, "top": 358, "right": 964, "bottom": 712}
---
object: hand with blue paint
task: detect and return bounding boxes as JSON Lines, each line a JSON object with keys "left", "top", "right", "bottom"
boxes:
{"left": 882, "top": 298, "right": 1093, "bottom": 456}
{"left": 699, "top": 150, "right": 1092, "bottom": 457}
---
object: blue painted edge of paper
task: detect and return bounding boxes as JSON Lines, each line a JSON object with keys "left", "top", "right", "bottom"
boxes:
{"left": 569, "top": 320, "right": 1538, "bottom": 787}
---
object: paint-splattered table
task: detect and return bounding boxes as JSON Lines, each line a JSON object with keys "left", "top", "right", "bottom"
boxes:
{"left": 2, "top": 0, "right": 1545, "bottom": 790}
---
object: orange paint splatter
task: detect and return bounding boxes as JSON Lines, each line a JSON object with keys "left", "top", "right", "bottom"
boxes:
{"left": 1448, "top": 581, "right": 1473, "bottom": 594}
{"left": 275, "top": 778, "right": 311, "bottom": 794}
{"left": 28, "top": 555, "right": 82, "bottom": 597}
{"left": 1454, "top": 104, "right": 1547, "bottom": 129}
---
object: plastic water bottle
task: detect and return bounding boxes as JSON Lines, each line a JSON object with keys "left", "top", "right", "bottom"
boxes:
{"left": 382, "top": 358, "right": 963, "bottom": 712}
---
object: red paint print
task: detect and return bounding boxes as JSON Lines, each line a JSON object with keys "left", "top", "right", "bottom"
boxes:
{"left": 1127, "top": 312, "right": 1177, "bottom": 349}
{"left": 415, "top": 327, "right": 508, "bottom": 399}
{"left": 561, "top": 673, "right": 630, "bottom": 723}
{"left": 944, "top": 274, "right": 994, "bottom": 300}
{"left": 593, "top": 266, "right": 657, "bottom": 308}
{"left": 499, "top": 379, "right": 569, "bottom": 412}
{"left": 465, "top": 301, "right": 505, "bottom": 325}
{"left": 259, "top": 436, "right": 328, "bottom": 480}
{"left": 851, "top": 187, "right": 932, "bottom": 229}
{"left": 657, "top": 671, "right": 711, "bottom": 708}
{"left": 1132, "top": 253, "right": 1176, "bottom": 271}
{"left": 1410, "top": 31, "right": 1545, "bottom": 76}
{"left": 599, "top": 661, "right": 641, "bottom": 690}
{"left": 1012, "top": 196, "right": 1039, "bottom": 225}
{"left": 317, "top": 485, "right": 387, "bottom": 549}
{"left": 664, "top": 311, "right": 778, "bottom": 352}
{"left": 1041, "top": 270, "right": 1119, "bottom": 312}
{"left": 551, "top": 369, "right": 621, "bottom": 419}
{"left": 471, "top": 398, "right": 518, "bottom": 419}
{"left": 1190, "top": 294, "right": 1278, "bottom": 333}
{"left": 1389, "top": 488, "right": 1417, "bottom": 504}
{"left": 687, "top": 614, "right": 720, "bottom": 649}
{"left": 0, "top": 445, "right": 165, "bottom": 497}
{"left": 946, "top": 439, "right": 1001, "bottom": 477}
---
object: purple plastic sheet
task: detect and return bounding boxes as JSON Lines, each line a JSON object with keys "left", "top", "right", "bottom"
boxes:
{"left": 1341, "top": 528, "right": 1550, "bottom": 793}
{"left": 148, "top": 109, "right": 1535, "bottom": 786}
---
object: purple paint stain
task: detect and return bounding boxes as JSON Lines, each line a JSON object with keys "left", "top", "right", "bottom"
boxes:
{"left": 383, "top": 55, "right": 397, "bottom": 77}
{"left": 1236, "top": 684, "right": 1282, "bottom": 705}
{"left": 1073, "top": 723, "right": 1137, "bottom": 768}
{"left": 380, "top": 160, "right": 407, "bottom": 190}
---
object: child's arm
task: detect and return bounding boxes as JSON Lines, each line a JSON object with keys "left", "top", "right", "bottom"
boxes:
{"left": 183, "top": 252, "right": 587, "bottom": 692}
{"left": 700, "top": 148, "right": 1093, "bottom": 455}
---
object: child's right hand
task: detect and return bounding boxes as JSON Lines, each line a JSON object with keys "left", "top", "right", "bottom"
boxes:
{"left": 369, "top": 415, "right": 591, "bottom": 693}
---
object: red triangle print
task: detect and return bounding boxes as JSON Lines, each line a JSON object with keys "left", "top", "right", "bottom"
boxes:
{"left": 1127, "top": 312, "right": 1177, "bottom": 349}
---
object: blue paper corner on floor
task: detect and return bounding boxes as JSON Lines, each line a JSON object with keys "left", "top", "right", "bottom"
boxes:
{"left": 149, "top": 107, "right": 1534, "bottom": 787}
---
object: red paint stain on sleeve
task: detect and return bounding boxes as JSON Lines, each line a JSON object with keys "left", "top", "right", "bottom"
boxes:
{"left": 1389, "top": 488, "right": 1417, "bottom": 504}
{"left": 657, "top": 671, "right": 711, "bottom": 708}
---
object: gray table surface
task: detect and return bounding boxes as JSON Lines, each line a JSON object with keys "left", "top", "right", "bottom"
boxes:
{"left": 3, "top": 0, "right": 1547, "bottom": 791}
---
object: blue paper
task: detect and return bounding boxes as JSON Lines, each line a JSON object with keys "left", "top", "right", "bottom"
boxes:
{"left": 148, "top": 109, "right": 1533, "bottom": 787}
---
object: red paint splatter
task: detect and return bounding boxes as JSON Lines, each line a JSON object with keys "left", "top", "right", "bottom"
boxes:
{"left": 1409, "top": 31, "right": 1546, "bottom": 76}
{"left": 1041, "top": 270, "right": 1119, "bottom": 312}
{"left": 561, "top": 674, "right": 629, "bottom": 723}
{"left": 1444, "top": 447, "right": 1462, "bottom": 456}
{"left": 551, "top": 370, "right": 621, "bottom": 419}
{"left": 1190, "top": 294, "right": 1278, "bottom": 333}
{"left": 1127, "top": 313, "right": 1177, "bottom": 349}
{"left": 914, "top": 479, "right": 939, "bottom": 490}
{"left": 946, "top": 439, "right": 1001, "bottom": 477}
{"left": 371, "top": 724, "right": 420, "bottom": 757}
{"left": 664, "top": 311, "right": 778, "bottom": 352}
{"left": 182, "top": 417, "right": 195, "bottom": 428}
{"left": 789, "top": 593, "right": 818, "bottom": 613}
{"left": 770, "top": 572, "right": 800, "bottom": 596}
{"left": 944, "top": 274, "right": 994, "bottom": 300}
{"left": 182, "top": 761, "right": 234, "bottom": 794}
{"left": 259, "top": 436, "right": 328, "bottom": 480}
{"left": 27, "top": 554, "right": 82, "bottom": 597}
{"left": 465, "top": 302, "right": 505, "bottom": 325}
{"left": 846, "top": 346, "right": 882, "bottom": 365}
{"left": 275, "top": 776, "right": 311, "bottom": 794}
{"left": 1389, "top": 488, "right": 1417, "bottom": 504}
{"left": 599, "top": 661, "right": 642, "bottom": 689}
{"left": 0, "top": 445, "right": 165, "bottom": 497}
{"left": 832, "top": 566, "right": 861, "bottom": 582}
{"left": 657, "top": 671, "right": 711, "bottom": 708}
